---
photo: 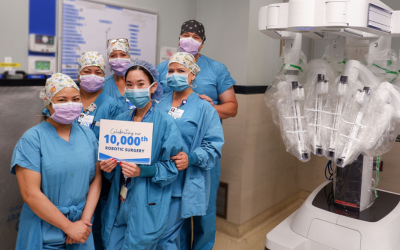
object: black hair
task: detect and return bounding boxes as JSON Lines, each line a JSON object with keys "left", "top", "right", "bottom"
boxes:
{"left": 124, "top": 65, "right": 155, "bottom": 83}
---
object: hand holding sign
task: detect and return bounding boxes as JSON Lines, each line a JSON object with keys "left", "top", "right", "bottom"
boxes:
{"left": 120, "top": 162, "right": 141, "bottom": 177}
{"left": 100, "top": 158, "right": 118, "bottom": 173}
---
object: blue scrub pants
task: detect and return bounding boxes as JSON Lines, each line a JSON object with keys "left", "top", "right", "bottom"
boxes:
{"left": 180, "top": 162, "right": 221, "bottom": 250}
{"left": 157, "top": 197, "right": 184, "bottom": 250}
{"left": 106, "top": 182, "right": 159, "bottom": 250}
{"left": 106, "top": 183, "right": 130, "bottom": 250}
{"left": 93, "top": 174, "right": 112, "bottom": 250}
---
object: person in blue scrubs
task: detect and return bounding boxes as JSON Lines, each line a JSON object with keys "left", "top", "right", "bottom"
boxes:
{"left": 100, "top": 60, "right": 182, "bottom": 250}
{"left": 157, "top": 20, "right": 237, "bottom": 250}
{"left": 11, "top": 73, "right": 102, "bottom": 250}
{"left": 156, "top": 52, "right": 224, "bottom": 250}
{"left": 76, "top": 51, "right": 119, "bottom": 250}
{"left": 103, "top": 38, "right": 133, "bottom": 113}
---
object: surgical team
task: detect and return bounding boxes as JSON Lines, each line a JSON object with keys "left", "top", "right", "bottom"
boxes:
{"left": 10, "top": 20, "right": 238, "bottom": 250}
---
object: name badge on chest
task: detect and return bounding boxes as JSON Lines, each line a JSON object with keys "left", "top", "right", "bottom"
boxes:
{"left": 120, "top": 185, "right": 128, "bottom": 203}
{"left": 78, "top": 113, "right": 95, "bottom": 128}
{"left": 168, "top": 107, "right": 185, "bottom": 119}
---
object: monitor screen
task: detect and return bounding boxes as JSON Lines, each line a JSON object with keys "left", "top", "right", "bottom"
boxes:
{"left": 35, "top": 61, "right": 50, "bottom": 71}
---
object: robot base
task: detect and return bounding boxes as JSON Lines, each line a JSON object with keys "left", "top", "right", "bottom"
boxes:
{"left": 265, "top": 181, "right": 400, "bottom": 250}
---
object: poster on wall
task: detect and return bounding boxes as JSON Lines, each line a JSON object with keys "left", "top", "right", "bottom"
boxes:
{"left": 60, "top": 0, "right": 157, "bottom": 79}
{"left": 159, "top": 46, "right": 177, "bottom": 63}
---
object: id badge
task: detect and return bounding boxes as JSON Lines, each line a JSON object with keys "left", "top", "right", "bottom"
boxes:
{"left": 79, "top": 113, "right": 95, "bottom": 128}
{"left": 120, "top": 185, "right": 128, "bottom": 203}
{"left": 168, "top": 107, "right": 185, "bottom": 119}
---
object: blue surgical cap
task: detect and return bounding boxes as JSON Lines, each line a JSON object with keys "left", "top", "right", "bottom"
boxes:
{"left": 126, "top": 60, "right": 163, "bottom": 101}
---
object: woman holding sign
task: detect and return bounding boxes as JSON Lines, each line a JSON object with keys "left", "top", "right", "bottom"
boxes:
{"left": 100, "top": 60, "right": 183, "bottom": 250}
{"left": 103, "top": 38, "right": 134, "bottom": 113}
{"left": 155, "top": 52, "right": 224, "bottom": 249}
{"left": 11, "top": 73, "right": 101, "bottom": 250}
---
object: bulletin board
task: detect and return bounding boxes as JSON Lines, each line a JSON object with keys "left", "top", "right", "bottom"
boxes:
{"left": 58, "top": 0, "right": 158, "bottom": 79}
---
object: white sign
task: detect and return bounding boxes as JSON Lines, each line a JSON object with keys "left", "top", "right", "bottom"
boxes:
{"left": 98, "top": 119, "right": 153, "bottom": 165}
{"left": 159, "top": 46, "right": 177, "bottom": 63}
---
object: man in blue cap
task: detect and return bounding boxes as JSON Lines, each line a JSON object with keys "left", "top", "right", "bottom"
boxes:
{"left": 157, "top": 19, "right": 238, "bottom": 250}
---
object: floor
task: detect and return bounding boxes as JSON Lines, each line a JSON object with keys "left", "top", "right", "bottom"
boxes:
{"left": 213, "top": 200, "right": 304, "bottom": 250}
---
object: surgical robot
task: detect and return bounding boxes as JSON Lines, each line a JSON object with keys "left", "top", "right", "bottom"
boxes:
{"left": 259, "top": 0, "right": 400, "bottom": 249}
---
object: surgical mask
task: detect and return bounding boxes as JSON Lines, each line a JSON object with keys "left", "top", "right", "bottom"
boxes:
{"left": 179, "top": 37, "right": 201, "bottom": 56}
{"left": 109, "top": 58, "right": 131, "bottom": 76}
{"left": 166, "top": 73, "right": 190, "bottom": 92}
{"left": 50, "top": 101, "right": 83, "bottom": 124}
{"left": 125, "top": 83, "right": 155, "bottom": 109}
{"left": 79, "top": 74, "right": 104, "bottom": 93}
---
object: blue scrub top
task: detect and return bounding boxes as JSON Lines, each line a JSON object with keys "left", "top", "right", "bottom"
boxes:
{"left": 11, "top": 121, "right": 98, "bottom": 250}
{"left": 101, "top": 105, "right": 183, "bottom": 249}
{"left": 103, "top": 74, "right": 133, "bottom": 113}
{"left": 156, "top": 93, "right": 224, "bottom": 217}
{"left": 78, "top": 92, "right": 119, "bottom": 139}
{"left": 157, "top": 55, "right": 236, "bottom": 104}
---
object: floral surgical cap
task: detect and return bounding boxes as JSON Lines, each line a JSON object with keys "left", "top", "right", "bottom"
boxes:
{"left": 107, "top": 38, "right": 130, "bottom": 58}
{"left": 78, "top": 51, "right": 106, "bottom": 73}
{"left": 39, "top": 73, "right": 79, "bottom": 108}
{"left": 168, "top": 52, "right": 201, "bottom": 75}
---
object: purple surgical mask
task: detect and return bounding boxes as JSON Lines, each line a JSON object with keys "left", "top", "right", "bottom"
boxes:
{"left": 80, "top": 74, "right": 104, "bottom": 93}
{"left": 109, "top": 58, "right": 131, "bottom": 76}
{"left": 179, "top": 37, "right": 201, "bottom": 56}
{"left": 50, "top": 101, "right": 83, "bottom": 124}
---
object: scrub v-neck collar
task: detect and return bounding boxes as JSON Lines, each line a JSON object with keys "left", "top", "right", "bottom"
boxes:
{"left": 43, "top": 120, "right": 75, "bottom": 147}
{"left": 111, "top": 74, "right": 126, "bottom": 99}
{"left": 169, "top": 92, "right": 196, "bottom": 108}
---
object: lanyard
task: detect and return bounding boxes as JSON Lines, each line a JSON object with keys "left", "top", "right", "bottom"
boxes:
{"left": 177, "top": 99, "right": 187, "bottom": 109}
{"left": 131, "top": 104, "right": 154, "bottom": 121}
{"left": 122, "top": 104, "right": 154, "bottom": 185}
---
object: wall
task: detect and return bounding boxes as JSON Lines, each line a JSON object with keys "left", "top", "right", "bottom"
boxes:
{"left": 0, "top": 0, "right": 196, "bottom": 74}
{"left": 0, "top": 0, "right": 29, "bottom": 73}
{"left": 196, "top": 0, "right": 250, "bottom": 85}
{"left": 104, "top": 0, "right": 197, "bottom": 65}
{"left": 246, "top": 0, "right": 281, "bottom": 86}
{"left": 222, "top": 93, "right": 299, "bottom": 225}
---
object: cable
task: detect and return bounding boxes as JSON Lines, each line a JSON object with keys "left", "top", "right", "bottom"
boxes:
{"left": 325, "top": 160, "right": 333, "bottom": 181}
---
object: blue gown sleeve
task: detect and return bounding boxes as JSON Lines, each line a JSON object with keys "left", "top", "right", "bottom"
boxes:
{"left": 192, "top": 108, "right": 224, "bottom": 170}
{"left": 10, "top": 129, "right": 41, "bottom": 174}
{"left": 216, "top": 63, "right": 236, "bottom": 96}
{"left": 151, "top": 117, "right": 183, "bottom": 187}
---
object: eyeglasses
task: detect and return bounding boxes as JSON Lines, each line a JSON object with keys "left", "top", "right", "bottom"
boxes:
{"left": 107, "top": 38, "right": 129, "bottom": 46}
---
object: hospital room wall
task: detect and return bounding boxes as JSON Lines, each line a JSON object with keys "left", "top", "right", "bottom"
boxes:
{"left": 198, "top": 0, "right": 301, "bottom": 228}
{"left": 73, "top": 0, "right": 198, "bottom": 64}
{"left": 298, "top": 0, "right": 400, "bottom": 193}
{"left": 0, "top": 0, "right": 196, "bottom": 73}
